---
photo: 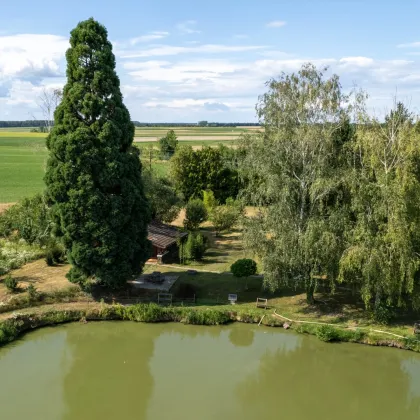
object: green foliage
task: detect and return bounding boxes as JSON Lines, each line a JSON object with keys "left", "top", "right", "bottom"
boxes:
{"left": 142, "top": 169, "right": 182, "bottom": 223}
{"left": 44, "top": 18, "right": 151, "bottom": 288}
{"left": 184, "top": 199, "right": 207, "bottom": 230}
{"left": 0, "top": 194, "right": 51, "bottom": 244}
{"left": 338, "top": 101, "right": 420, "bottom": 312}
{"left": 370, "top": 303, "right": 396, "bottom": 325}
{"left": 159, "top": 130, "right": 178, "bottom": 159}
{"left": 0, "top": 239, "right": 44, "bottom": 275}
{"left": 231, "top": 259, "right": 257, "bottom": 278}
{"left": 4, "top": 274, "right": 18, "bottom": 293}
{"left": 179, "top": 232, "right": 208, "bottom": 263}
{"left": 27, "top": 283, "right": 38, "bottom": 300}
{"left": 171, "top": 145, "right": 240, "bottom": 203}
{"left": 239, "top": 63, "right": 359, "bottom": 303}
{"left": 45, "top": 238, "right": 65, "bottom": 266}
{"left": 202, "top": 190, "right": 218, "bottom": 213}
{"left": 183, "top": 308, "right": 231, "bottom": 325}
{"left": 315, "top": 325, "right": 340, "bottom": 342}
{"left": 210, "top": 199, "right": 242, "bottom": 234}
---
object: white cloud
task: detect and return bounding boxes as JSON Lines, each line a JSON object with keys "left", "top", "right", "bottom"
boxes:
{"left": 397, "top": 41, "right": 420, "bottom": 48}
{"left": 176, "top": 20, "right": 201, "bottom": 34}
{"left": 120, "top": 44, "right": 267, "bottom": 58}
{"left": 266, "top": 21, "right": 287, "bottom": 28}
{"left": 0, "top": 34, "right": 68, "bottom": 80}
{"left": 130, "top": 31, "right": 169, "bottom": 45}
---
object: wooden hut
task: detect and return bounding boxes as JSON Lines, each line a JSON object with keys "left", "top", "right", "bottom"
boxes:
{"left": 147, "top": 221, "right": 188, "bottom": 264}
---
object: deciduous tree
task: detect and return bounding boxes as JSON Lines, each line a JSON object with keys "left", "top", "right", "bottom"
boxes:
{"left": 239, "top": 63, "right": 356, "bottom": 303}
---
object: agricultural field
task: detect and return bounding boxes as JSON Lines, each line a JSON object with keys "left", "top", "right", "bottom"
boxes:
{"left": 0, "top": 127, "right": 259, "bottom": 203}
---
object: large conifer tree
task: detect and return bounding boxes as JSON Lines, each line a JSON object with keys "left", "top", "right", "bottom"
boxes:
{"left": 45, "top": 18, "right": 151, "bottom": 288}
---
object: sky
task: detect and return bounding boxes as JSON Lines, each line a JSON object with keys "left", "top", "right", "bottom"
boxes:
{"left": 1, "top": 0, "right": 420, "bottom": 122}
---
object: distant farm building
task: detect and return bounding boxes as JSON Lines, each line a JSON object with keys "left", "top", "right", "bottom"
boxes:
{"left": 147, "top": 221, "right": 188, "bottom": 264}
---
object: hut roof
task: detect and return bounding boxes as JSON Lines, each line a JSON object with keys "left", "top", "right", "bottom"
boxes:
{"left": 147, "top": 221, "right": 188, "bottom": 249}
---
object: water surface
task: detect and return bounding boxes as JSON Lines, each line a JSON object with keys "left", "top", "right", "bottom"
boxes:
{"left": 0, "top": 322, "right": 419, "bottom": 419}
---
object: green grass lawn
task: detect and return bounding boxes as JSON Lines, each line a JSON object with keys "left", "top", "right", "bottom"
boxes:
{"left": 0, "top": 136, "right": 48, "bottom": 202}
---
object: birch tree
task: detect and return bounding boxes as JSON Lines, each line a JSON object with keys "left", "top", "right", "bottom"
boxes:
{"left": 37, "top": 88, "right": 62, "bottom": 132}
{"left": 239, "top": 63, "right": 356, "bottom": 303}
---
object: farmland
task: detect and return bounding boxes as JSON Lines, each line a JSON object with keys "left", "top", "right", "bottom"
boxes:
{"left": 0, "top": 126, "right": 257, "bottom": 203}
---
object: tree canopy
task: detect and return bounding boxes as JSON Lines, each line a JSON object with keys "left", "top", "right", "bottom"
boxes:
{"left": 239, "top": 63, "right": 356, "bottom": 303}
{"left": 45, "top": 18, "right": 151, "bottom": 288}
{"left": 171, "top": 145, "right": 239, "bottom": 203}
{"left": 159, "top": 129, "right": 178, "bottom": 159}
{"left": 239, "top": 62, "right": 420, "bottom": 316}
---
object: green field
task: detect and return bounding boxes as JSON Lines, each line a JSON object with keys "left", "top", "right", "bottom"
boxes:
{"left": 0, "top": 135, "right": 48, "bottom": 202}
{"left": 0, "top": 127, "right": 251, "bottom": 203}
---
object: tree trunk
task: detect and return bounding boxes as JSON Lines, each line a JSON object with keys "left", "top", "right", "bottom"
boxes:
{"left": 306, "top": 278, "right": 316, "bottom": 304}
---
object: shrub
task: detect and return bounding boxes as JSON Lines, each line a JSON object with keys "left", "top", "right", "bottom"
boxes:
{"left": 371, "top": 303, "right": 395, "bottom": 325}
{"left": 27, "top": 284, "right": 38, "bottom": 300}
{"left": 0, "top": 194, "right": 51, "bottom": 244}
{"left": 0, "top": 239, "right": 44, "bottom": 275}
{"left": 179, "top": 232, "right": 208, "bottom": 263}
{"left": 184, "top": 308, "right": 231, "bottom": 325}
{"left": 203, "top": 190, "right": 218, "bottom": 213}
{"left": 45, "top": 239, "right": 65, "bottom": 266}
{"left": 231, "top": 259, "right": 257, "bottom": 289}
{"left": 315, "top": 325, "right": 340, "bottom": 342}
{"left": 4, "top": 275, "right": 18, "bottom": 293}
{"left": 184, "top": 199, "right": 207, "bottom": 230}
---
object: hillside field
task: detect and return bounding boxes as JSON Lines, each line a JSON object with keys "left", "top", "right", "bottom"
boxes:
{"left": 0, "top": 127, "right": 257, "bottom": 203}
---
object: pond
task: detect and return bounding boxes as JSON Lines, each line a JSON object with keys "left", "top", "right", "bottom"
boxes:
{"left": 0, "top": 322, "right": 420, "bottom": 419}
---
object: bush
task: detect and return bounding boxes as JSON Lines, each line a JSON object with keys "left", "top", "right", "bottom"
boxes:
{"left": 315, "top": 325, "right": 340, "bottom": 342}
{"left": 27, "top": 284, "right": 38, "bottom": 300}
{"left": 183, "top": 309, "right": 231, "bottom": 325}
{"left": 45, "top": 239, "right": 65, "bottom": 266}
{"left": 231, "top": 259, "right": 257, "bottom": 278}
{"left": 184, "top": 199, "right": 208, "bottom": 230}
{"left": 371, "top": 303, "right": 395, "bottom": 325}
{"left": 4, "top": 275, "right": 18, "bottom": 293}
{"left": 0, "top": 239, "right": 44, "bottom": 275}
{"left": 0, "top": 194, "right": 51, "bottom": 244}
{"left": 203, "top": 190, "right": 218, "bottom": 213}
{"left": 179, "top": 232, "right": 208, "bottom": 263}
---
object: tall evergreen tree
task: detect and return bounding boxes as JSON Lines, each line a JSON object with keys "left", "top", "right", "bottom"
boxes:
{"left": 45, "top": 18, "right": 151, "bottom": 288}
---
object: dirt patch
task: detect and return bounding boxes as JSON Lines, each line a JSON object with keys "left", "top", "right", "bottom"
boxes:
{"left": 0, "top": 260, "right": 71, "bottom": 301}
{"left": 0, "top": 203, "right": 15, "bottom": 214}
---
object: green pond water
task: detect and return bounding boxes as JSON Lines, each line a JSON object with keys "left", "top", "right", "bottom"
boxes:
{"left": 1, "top": 322, "right": 420, "bottom": 420}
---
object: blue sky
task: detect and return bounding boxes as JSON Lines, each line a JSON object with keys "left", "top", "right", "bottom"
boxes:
{"left": 1, "top": 0, "right": 420, "bottom": 121}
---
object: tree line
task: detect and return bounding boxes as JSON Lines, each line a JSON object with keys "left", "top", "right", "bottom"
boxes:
{"left": 239, "top": 63, "right": 420, "bottom": 321}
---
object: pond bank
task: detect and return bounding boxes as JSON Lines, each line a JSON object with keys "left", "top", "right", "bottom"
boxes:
{"left": 1, "top": 303, "right": 419, "bottom": 353}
